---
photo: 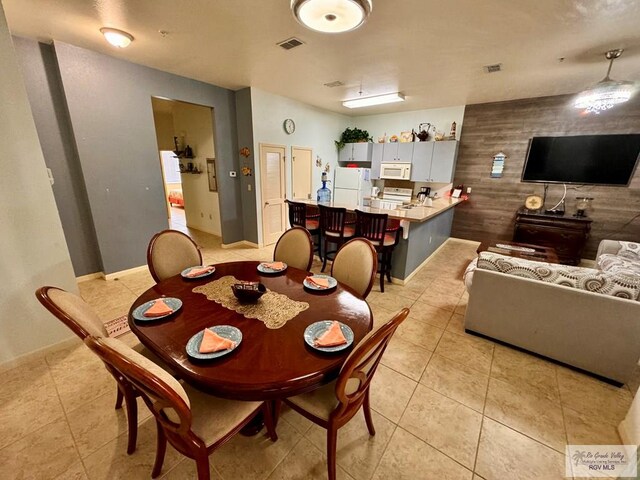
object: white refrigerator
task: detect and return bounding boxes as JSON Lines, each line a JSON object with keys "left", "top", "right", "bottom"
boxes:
{"left": 333, "top": 167, "right": 372, "bottom": 206}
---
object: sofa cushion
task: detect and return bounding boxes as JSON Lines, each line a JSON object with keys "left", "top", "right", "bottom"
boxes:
{"left": 463, "top": 258, "right": 478, "bottom": 292}
{"left": 477, "top": 252, "right": 640, "bottom": 300}
{"left": 598, "top": 253, "right": 640, "bottom": 276}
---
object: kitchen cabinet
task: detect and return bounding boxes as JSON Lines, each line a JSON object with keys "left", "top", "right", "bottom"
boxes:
{"left": 410, "top": 140, "right": 458, "bottom": 182}
{"left": 382, "top": 142, "right": 413, "bottom": 163}
{"left": 338, "top": 142, "right": 372, "bottom": 163}
{"left": 371, "top": 143, "right": 383, "bottom": 179}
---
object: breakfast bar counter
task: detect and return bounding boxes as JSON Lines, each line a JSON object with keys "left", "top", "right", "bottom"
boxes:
{"left": 294, "top": 197, "right": 465, "bottom": 282}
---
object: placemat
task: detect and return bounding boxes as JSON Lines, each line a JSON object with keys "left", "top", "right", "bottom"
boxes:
{"left": 193, "top": 275, "right": 309, "bottom": 329}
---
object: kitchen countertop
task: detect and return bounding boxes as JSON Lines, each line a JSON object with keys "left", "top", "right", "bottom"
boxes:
{"left": 293, "top": 197, "right": 465, "bottom": 223}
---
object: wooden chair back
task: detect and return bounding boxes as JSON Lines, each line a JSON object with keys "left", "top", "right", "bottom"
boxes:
{"left": 285, "top": 200, "right": 307, "bottom": 228}
{"left": 147, "top": 229, "right": 202, "bottom": 283}
{"left": 273, "top": 227, "right": 314, "bottom": 271}
{"left": 319, "top": 205, "right": 348, "bottom": 237}
{"left": 84, "top": 336, "right": 202, "bottom": 450}
{"left": 331, "top": 238, "right": 377, "bottom": 298}
{"left": 35, "top": 286, "right": 107, "bottom": 339}
{"left": 333, "top": 308, "right": 409, "bottom": 420}
{"left": 355, "top": 209, "right": 388, "bottom": 245}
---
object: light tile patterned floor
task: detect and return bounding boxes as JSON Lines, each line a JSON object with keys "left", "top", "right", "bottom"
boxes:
{"left": 1, "top": 228, "right": 635, "bottom": 480}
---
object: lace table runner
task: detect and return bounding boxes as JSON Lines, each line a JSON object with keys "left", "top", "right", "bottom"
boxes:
{"left": 193, "top": 275, "right": 309, "bottom": 329}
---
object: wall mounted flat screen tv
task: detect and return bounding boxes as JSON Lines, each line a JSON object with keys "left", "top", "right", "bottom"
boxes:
{"left": 521, "top": 134, "right": 640, "bottom": 186}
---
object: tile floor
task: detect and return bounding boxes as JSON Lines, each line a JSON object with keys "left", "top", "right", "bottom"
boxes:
{"left": 1, "top": 228, "right": 636, "bottom": 480}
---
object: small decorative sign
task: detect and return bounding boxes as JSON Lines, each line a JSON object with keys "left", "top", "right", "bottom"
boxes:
{"left": 491, "top": 152, "right": 506, "bottom": 178}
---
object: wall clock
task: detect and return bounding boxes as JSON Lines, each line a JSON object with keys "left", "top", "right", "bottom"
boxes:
{"left": 524, "top": 195, "right": 543, "bottom": 211}
{"left": 283, "top": 118, "right": 295, "bottom": 135}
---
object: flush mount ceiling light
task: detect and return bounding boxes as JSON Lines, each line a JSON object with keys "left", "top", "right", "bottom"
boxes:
{"left": 100, "top": 28, "right": 134, "bottom": 48}
{"left": 291, "top": 0, "right": 372, "bottom": 33}
{"left": 574, "top": 49, "right": 635, "bottom": 114}
{"left": 342, "top": 92, "right": 405, "bottom": 109}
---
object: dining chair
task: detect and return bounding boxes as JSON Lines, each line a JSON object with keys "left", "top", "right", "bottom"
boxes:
{"left": 319, "top": 205, "right": 355, "bottom": 272}
{"left": 35, "top": 286, "right": 165, "bottom": 454}
{"left": 355, "top": 210, "right": 402, "bottom": 292}
{"left": 147, "top": 229, "right": 202, "bottom": 283}
{"left": 282, "top": 308, "right": 410, "bottom": 480}
{"left": 273, "top": 226, "right": 314, "bottom": 271}
{"left": 84, "top": 336, "right": 277, "bottom": 480}
{"left": 285, "top": 200, "right": 322, "bottom": 260}
{"left": 330, "top": 237, "right": 377, "bottom": 299}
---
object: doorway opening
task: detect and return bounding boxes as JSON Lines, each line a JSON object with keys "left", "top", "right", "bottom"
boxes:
{"left": 151, "top": 97, "right": 222, "bottom": 237}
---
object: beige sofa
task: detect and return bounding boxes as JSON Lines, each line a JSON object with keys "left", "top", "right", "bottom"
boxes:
{"left": 463, "top": 240, "right": 640, "bottom": 385}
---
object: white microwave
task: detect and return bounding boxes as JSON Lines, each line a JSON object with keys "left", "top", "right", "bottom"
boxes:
{"left": 380, "top": 163, "right": 411, "bottom": 180}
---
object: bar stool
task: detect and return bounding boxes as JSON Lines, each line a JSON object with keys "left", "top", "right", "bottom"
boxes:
{"left": 355, "top": 210, "right": 401, "bottom": 292}
{"left": 319, "top": 205, "right": 355, "bottom": 272}
{"left": 286, "top": 200, "right": 322, "bottom": 261}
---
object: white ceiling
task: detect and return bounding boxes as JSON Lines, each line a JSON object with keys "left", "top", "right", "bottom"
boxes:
{"left": 5, "top": 0, "right": 640, "bottom": 115}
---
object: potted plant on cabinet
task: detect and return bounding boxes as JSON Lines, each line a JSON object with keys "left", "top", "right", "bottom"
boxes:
{"left": 335, "top": 127, "right": 372, "bottom": 151}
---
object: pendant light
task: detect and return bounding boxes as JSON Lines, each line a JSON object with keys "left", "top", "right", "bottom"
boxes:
{"left": 574, "top": 49, "right": 635, "bottom": 114}
{"left": 291, "top": 0, "right": 372, "bottom": 34}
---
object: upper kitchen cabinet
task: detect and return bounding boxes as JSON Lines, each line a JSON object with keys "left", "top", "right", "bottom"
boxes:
{"left": 410, "top": 142, "right": 434, "bottom": 181}
{"left": 371, "top": 143, "right": 383, "bottom": 179}
{"left": 382, "top": 142, "right": 414, "bottom": 163}
{"left": 338, "top": 142, "right": 372, "bottom": 163}
{"left": 430, "top": 140, "right": 459, "bottom": 182}
{"left": 410, "top": 140, "right": 459, "bottom": 182}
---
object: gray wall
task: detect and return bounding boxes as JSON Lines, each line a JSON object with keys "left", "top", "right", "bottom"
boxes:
{"left": 53, "top": 42, "right": 243, "bottom": 274}
{"left": 13, "top": 37, "right": 102, "bottom": 276}
{"left": 235, "top": 88, "right": 259, "bottom": 244}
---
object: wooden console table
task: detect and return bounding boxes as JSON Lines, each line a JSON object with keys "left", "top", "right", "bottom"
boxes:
{"left": 513, "top": 209, "right": 592, "bottom": 265}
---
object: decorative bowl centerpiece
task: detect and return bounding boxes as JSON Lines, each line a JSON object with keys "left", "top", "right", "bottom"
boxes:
{"left": 231, "top": 282, "right": 266, "bottom": 303}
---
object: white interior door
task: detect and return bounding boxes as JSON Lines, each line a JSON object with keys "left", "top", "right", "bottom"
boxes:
{"left": 291, "top": 146, "right": 312, "bottom": 200}
{"left": 260, "top": 144, "right": 286, "bottom": 245}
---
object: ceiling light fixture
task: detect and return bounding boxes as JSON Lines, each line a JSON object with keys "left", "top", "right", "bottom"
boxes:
{"left": 291, "top": 0, "right": 372, "bottom": 34}
{"left": 574, "top": 49, "right": 635, "bottom": 114}
{"left": 342, "top": 92, "right": 405, "bottom": 109}
{"left": 100, "top": 27, "right": 134, "bottom": 48}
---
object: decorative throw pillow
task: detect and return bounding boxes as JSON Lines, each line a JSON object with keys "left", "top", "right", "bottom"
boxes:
{"left": 598, "top": 254, "right": 640, "bottom": 276}
{"left": 477, "top": 252, "right": 640, "bottom": 300}
{"left": 618, "top": 241, "right": 640, "bottom": 262}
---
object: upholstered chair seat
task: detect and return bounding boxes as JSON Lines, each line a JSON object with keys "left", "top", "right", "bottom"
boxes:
{"left": 325, "top": 226, "right": 355, "bottom": 238}
{"left": 147, "top": 229, "right": 202, "bottom": 282}
{"left": 36, "top": 286, "right": 169, "bottom": 455}
{"left": 85, "top": 336, "right": 276, "bottom": 480}
{"left": 283, "top": 308, "right": 410, "bottom": 480}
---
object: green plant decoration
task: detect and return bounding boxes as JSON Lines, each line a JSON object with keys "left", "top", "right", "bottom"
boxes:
{"left": 335, "top": 127, "right": 372, "bottom": 151}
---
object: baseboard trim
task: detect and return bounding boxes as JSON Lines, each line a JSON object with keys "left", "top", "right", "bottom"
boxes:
{"left": 103, "top": 264, "right": 148, "bottom": 281}
{"left": 76, "top": 272, "right": 102, "bottom": 282}
{"left": 390, "top": 238, "right": 452, "bottom": 285}
{"left": 221, "top": 240, "right": 260, "bottom": 249}
{"left": 0, "top": 336, "right": 81, "bottom": 374}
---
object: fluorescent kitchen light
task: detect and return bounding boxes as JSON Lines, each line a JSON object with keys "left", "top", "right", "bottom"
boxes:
{"left": 100, "top": 28, "right": 134, "bottom": 48}
{"left": 342, "top": 92, "right": 405, "bottom": 109}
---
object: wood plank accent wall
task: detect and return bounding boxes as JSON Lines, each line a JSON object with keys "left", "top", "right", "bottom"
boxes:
{"left": 452, "top": 94, "right": 640, "bottom": 259}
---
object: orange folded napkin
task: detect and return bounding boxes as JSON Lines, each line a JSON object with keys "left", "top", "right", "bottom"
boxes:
{"left": 264, "top": 261, "right": 285, "bottom": 270}
{"left": 306, "top": 276, "right": 329, "bottom": 288}
{"left": 186, "top": 265, "right": 215, "bottom": 278}
{"left": 143, "top": 299, "right": 174, "bottom": 318}
{"left": 315, "top": 321, "right": 347, "bottom": 347}
{"left": 199, "top": 328, "right": 236, "bottom": 353}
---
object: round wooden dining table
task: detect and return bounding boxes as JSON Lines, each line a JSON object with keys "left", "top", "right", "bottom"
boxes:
{"left": 128, "top": 261, "right": 373, "bottom": 402}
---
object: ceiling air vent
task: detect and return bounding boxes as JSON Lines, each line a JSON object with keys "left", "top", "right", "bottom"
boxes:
{"left": 484, "top": 63, "right": 502, "bottom": 73}
{"left": 324, "top": 81, "right": 345, "bottom": 88}
{"left": 277, "top": 37, "right": 304, "bottom": 50}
